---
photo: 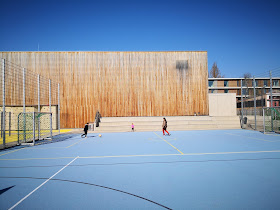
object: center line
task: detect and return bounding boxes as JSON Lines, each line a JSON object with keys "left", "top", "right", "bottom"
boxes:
{"left": 153, "top": 132, "right": 184, "bottom": 154}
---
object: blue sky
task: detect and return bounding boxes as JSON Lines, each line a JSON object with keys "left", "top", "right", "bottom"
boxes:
{"left": 0, "top": 0, "right": 279, "bottom": 78}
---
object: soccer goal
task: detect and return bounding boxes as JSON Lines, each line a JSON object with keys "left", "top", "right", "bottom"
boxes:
{"left": 263, "top": 107, "right": 280, "bottom": 133}
{"left": 18, "top": 112, "right": 52, "bottom": 146}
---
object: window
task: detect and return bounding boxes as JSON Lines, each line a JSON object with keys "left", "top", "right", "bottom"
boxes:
{"left": 242, "top": 89, "right": 247, "bottom": 95}
{"left": 224, "top": 89, "right": 229, "bottom": 93}
{"left": 224, "top": 80, "right": 228, "bottom": 87}
{"left": 264, "top": 80, "right": 268, "bottom": 87}
{"left": 254, "top": 80, "right": 259, "bottom": 87}
{"left": 273, "top": 80, "right": 279, "bottom": 87}
{"left": 208, "top": 81, "right": 214, "bottom": 87}
{"left": 237, "top": 80, "right": 240, "bottom": 86}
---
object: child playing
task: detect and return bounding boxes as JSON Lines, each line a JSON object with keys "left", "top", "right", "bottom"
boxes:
{"left": 131, "top": 123, "right": 134, "bottom": 132}
{"left": 162, "top": 118, "right": 170, "bottom": 136}
{"left": 81, "top": 122, "right": 89, "bottom": 138}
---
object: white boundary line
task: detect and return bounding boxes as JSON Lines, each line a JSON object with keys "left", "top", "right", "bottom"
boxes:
{"left": 224, "top": 132, "right": 274, "bottom": 142}
{"left": 79, "top": 150, "right": 280, "bottom": 159}
{"left": 8, "top": 156, "right": 79, "bottom": 210}
{"left": 2, "top": 150, "right": 280, "bottom": 161}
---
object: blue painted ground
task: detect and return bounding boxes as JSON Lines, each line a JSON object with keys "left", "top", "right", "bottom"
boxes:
{"left": 0, "top": 129, "right": 280, "bottom": 209}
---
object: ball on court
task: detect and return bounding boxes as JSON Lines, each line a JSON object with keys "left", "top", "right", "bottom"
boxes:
{"left": 99, "top": 134, "right": 102, "bottom": 137}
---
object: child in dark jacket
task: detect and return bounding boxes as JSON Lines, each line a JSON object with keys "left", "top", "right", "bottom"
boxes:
{"left": 162, "top": 118, "right": 170, "bottom": 136}
{"left": 81, "top": 123, "right": 89, "bottom": 138}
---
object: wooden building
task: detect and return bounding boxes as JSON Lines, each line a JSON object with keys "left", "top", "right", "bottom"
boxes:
{"left": 0, "top": 51, "right": 209, "bottom": 128}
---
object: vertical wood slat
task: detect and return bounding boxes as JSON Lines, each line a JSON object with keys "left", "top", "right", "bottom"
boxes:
{"left": 0, "top": 51, "right": 209, "bottom": 128}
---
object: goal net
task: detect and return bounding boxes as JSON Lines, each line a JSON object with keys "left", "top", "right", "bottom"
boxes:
{"left": 18, "top": 112, "right": 52, "bottom": 146}
{"left": 263, "top": 107, "right": 280, "bottom": 133}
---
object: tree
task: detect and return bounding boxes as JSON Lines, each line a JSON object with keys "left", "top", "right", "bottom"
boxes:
{"left": 243, "top": 73, "right": 252, "bottom": 79}
{"left": 209, "top": 62, "right": 224, "bottom": 78}
{"left": 242, "top": 72, "right": 252, "bottom": 98}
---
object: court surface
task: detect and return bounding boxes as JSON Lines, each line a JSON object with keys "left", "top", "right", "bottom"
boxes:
{"left": 0, "top": 129, "right": 280, "bottom": 210}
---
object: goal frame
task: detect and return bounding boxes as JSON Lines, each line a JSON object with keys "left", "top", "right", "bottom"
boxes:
{"left": 17, "top": 112, "right": 53, "bottom": 146}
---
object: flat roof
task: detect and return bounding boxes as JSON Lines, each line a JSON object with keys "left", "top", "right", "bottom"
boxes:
{"left": 208, "top": 77, "right": 280, "bottom": 80}
{"left": 0, "top": 51, "right": 208, "bottom": 53}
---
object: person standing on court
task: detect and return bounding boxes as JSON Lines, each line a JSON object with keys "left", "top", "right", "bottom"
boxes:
{"left": 131, "top": 123, "right": 135, "bottom": 132}
{"left": 162, "top": 118, "right": 170, "bottom": 136}
{"left": 81, "top": 122, "right": 89, "bottom": 138}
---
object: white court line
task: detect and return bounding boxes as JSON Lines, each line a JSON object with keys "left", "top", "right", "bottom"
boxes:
{"left": 225, "top": 132, "right": 274, "bottom": 142}
{"left": 2, "top": 150, "right": 280, "bottom": 161}
{"left": 79, "top": 150, "right": 280, "bottom": 159}
{"left": 8, "top": 156, "right": 79, "bottom": 210}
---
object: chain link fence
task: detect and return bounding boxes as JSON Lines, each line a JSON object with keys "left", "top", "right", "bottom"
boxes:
{"left": 0, "top": 59, "right": 60, "bottom": 149}
{"left": 238, "top": 69, "right": 280, "bottom": 133}
{"left": 262, "top": 107, "right": 280, "bottom": 133}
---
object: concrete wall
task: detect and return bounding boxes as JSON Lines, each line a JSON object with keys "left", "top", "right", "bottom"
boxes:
{"left": 209, "top": 93, "right": 237, "bottom": 116}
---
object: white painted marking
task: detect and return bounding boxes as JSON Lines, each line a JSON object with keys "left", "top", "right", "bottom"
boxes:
{"left": 2, "top": 150, "right": 280, "bottom": 162}
{"left": 225, "top": 132, "right": 274, "bottom": 142}
{"left": 8, "top": 156, "right": 79, "bottom": 210}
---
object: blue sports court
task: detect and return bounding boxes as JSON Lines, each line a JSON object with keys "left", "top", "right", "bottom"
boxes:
{"left": 0, "top": 129, "right": 280, "bottom": 209}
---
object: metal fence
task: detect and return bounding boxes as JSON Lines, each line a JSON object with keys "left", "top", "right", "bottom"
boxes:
{"left": 262, "top": 107, "right": 280, "bottom": 133}
{"left": 18, "top": 112, "right": 53, "bottom": 145}
{"left": 0, "top": 59, "right": 60, "bottom": 149}
{"left": 239, "top": 69, "right": 280, "bottom": 133}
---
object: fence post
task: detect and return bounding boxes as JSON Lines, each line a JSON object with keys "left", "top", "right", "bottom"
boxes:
{"left": 2, "top": 59, "right": 6, "bottom": 147}
{"left": 253, "top": 76, "right": 257, "bottom": 130}
{"left": 9, "top": 112, "right": 11, "bottom": 136}
{"left": 23, "top": 68, "right": 26, "bottom": 142}
{"left": 58, "top": 83, "right": 60, "bottom": 134}
{"left": 241, "top": 79, "right": 244, "bottom": 128}
{"left": 270, "top": 71, "right": 273, "bottom": 131}
{"left": 263, "top": 108, "right": 265, "bottom": 133}
{"left": 1, "top": 112, "right": 2, "bottom": 138}
{"left": 38, "top": 75, "right": 40, "bottom": 140}
{"left": 17, "top": 113, "right": 19, "bottom": 144}
{"left": 49, "top": 79, "right": 52, "bottom": 139}
{"left": 33, "top": 112, "right": 35, "bottom": 145}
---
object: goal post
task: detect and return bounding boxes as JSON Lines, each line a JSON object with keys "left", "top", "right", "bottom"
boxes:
{"left": 263, "top": 107, "right": 280, "bottom": 133}
{"left": 18, "top": 112, "right": 52, "bottom": 146}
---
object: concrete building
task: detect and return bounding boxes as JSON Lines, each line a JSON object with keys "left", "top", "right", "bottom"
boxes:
{"left": 208, "top": 78, "right": 280, "bottom": 108}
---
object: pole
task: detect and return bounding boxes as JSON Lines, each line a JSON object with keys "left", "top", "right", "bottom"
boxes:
{"left": 270, "top": 71, "right": 273, "bottom": 131}
{"left": 263, "top": 108, "right": 265, "bottom": 133}
{"left": 241, "top": 79, "right": 244, "bottom": 128}
{"left": 49, "top": 79, "right": 52, "bottom": 139}
{"left": 2, "top": 59, "right": 5, "bottom": 147}
{"left": 253, "top": 76, "right": 257, "bottom": 130}
{"left": 9, "top": 112, "right": 11, "bottom": 136}
{"left": 38, "top": 75, "right": 40, "bottom": 140}
{"left": 58, "top": 83, "right": 60, "bottom": 134}
{"left": 1, "top": 112, "right": 2, "bottom": 138}
{"left": 23, "top": 68, "right": 26, "bottom": 142}
{"left": 33, "top": 112, "right": 35, "bottom": 145}
{"left": 262, "top": 86, "right": 264, "bottom": 108}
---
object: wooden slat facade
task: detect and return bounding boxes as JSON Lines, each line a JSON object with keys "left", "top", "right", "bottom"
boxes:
{"left": 0, "top": 51, "right": 209, "bottom": 128}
